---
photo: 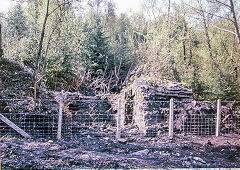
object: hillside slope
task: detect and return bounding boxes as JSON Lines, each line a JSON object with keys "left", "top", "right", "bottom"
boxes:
{"left": 0, "top": 57, "right": 34, "bottom": 98}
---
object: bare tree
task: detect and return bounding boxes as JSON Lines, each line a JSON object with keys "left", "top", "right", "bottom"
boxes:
{"left": 195, "top": 0, "right": 224, "bottom": 75}
{"left": 34, "top": 0, "right": 75, "bottom": 100}
{"left": 229, "top": 0, "right": 240, "bottom": 50}
{"left": 207, "top": 0, "right": 240, "bottom": 49}
{"left": 34, "top": 0, "right": 50, "bottom": 100}
{"left": 197, "top": 0, "right": 213, "bottom": 59}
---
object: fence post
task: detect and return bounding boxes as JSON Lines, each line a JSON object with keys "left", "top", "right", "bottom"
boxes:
{"left": 116, "top": 98, "right": 122, "bottom": 139}
{"left": 57, "top": 98, "right": 63, "bottom": 140}
{"left": 216, "top": 99, "right": 221, "bottom": 137}
{"left": 169, "top": 98, "right": 174, "bottom": 138}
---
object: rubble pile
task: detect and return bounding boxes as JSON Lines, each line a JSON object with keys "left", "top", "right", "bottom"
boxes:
{"left": 174, "top": 101, "right": 240, "bottom": 135}
{"left": 221, "top": 102, "right": 240, "bottom": 134}
{"left": 0, "top": 57, "right": 34, "bottom": 99}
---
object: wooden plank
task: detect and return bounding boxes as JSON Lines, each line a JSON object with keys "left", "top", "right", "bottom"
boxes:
{"left": 0, "top": 113, "right": 31, "bottom": 138}
{"left": 216, "top": 99, "right": 221, "bottom": 137}
{"left": 57, "top": 100, "right": 63, "bottom": 140}
{"left": 169, "top": 98, "right": 174, "bottom": 138}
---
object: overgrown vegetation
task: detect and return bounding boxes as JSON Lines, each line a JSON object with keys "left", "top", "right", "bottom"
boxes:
{"left": 1, "top": 0, "right": 240, "bottom": 100}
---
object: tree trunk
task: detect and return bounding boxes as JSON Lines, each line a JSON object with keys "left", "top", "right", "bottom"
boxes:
{"left": 229, "top": 0, "right": 239, "bottom": 79}
{"left": 34, "top": 0, "right": 50, "bottom": 100}
{"left": 183, "top": 19, "right": 187, "bottom": 61}
{"left": 231, "top": 36, "right": 238, "bottom": 79}
{"left": 197, "top": 0, "right": 223, "bottom": 75}
{"left": 167, "top": 0, "right": 174, "bottom": 78}
{"left": 196, "top": 0, "right": 212, "bottom": 58}
{"left": 167, "top": 0, "right": 171, "bottom": 55}
{"left": 229, "top": 0, "right": 240, "bottom": 50}
{"left": 202, "top": 11, "right": 213, "bottom": 60}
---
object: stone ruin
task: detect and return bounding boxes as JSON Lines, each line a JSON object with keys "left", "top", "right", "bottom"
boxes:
{"left": 121, "top": 79, "right": 194, "bottom": 136}
{"left": 50, "top": 91, "right": 116, "bottom": 138}
{"left": 0, "top": 91, "right": 115, "bottom": 138}
{"left": 1, "top": 78, "right": 239, "bottom": 138}
{"left": 120, "top": 79, "right": 240, "bottom": 137}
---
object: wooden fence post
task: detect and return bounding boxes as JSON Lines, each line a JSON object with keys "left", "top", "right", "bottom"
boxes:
{"left": 116, "top": 98, "right": 122, "bottom": 139}
{"left": 169, "top": 98, "right": 174, "bottom": 138}
{"left": 57, "top": 98, "right": 63, "bottom": 140}
{"left": 216, "top": 99, "right": 221, "bottom": 137}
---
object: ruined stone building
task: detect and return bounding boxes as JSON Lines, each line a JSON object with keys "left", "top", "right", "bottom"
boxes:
{"left": 121, "top": 79, "right": 194, "bottom": 136}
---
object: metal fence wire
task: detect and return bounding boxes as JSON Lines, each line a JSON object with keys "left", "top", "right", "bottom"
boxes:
{"left": 0, "top": 99, "right": 59, "bottom": 138}
{"left": 131, "top": 100, "right": 170, "bottom": 137}
{"left": 221, "top": 101, "right": 240, "bottom": 135}
{"left": 174, "top": 101, "right": 217, "bottom": 136}
{"left": 0, "top": 98, "right": 240, "bottom": 139}
{"left": 60, "top": 99, "right": 116, "bottom": 139}
{"left": 0, "top": 98, "right": 116, "bottom": 139}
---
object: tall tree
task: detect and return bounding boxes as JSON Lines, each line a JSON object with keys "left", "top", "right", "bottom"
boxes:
{"left": 33, "top": 0, "right": 73, "bottom": 99}
{"left": 80, "top": 16, "right": 112, "bottom": 81}
{"left": 34, "top": 0, "right": 50, "bottom": 100}
{"left": 208, "top": 0, "right": 240, "bottom": 49}
{"left": 6, "top": 3, "right": 28, "bottom": 38}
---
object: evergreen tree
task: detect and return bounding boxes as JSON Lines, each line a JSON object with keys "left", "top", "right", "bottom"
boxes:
{"left": 81, "top": 17, "right": 112, "bottom": 79}
{"left": 7, "top": 3, "right": 28, "bottom": 38}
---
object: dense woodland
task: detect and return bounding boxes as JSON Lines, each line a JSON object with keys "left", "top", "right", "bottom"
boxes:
{"left": 0, "top": 0, "right": 240, "bottom": 101}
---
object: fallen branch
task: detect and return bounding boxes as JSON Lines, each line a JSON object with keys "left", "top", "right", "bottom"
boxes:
{"left": 222, "top": 114, "right": 231, "bottom": 123}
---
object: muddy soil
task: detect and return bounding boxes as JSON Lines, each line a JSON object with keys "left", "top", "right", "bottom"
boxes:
{"left": 0, "top": 134, "right": 240, "bottom": 169}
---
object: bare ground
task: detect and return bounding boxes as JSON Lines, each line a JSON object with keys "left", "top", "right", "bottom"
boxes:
{"left": 0, "top": 134, "right": 240, "bottom": 169}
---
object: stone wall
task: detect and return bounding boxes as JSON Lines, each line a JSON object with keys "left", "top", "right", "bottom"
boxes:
{"left": 0, "top": 91, "right": 116, "bottom": 138}
{"left": 122, "top": 79, "right": 193, "bottom": 136}
{"left": 121, "top": 79, "right": 240, "bottom": 137}
{"left": 54, "top": 91, "right": 115, "bottom": 124}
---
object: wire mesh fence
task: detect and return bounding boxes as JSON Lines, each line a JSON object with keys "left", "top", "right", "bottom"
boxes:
{"left": 60, "top": 99, "right": 116, "bottom": 139}
{"left": 173, "top": 100, "right": 217, "bottom": 136}
{"left": 0, "top": 112, "right": 58, "bottom": 138}
{"left": 221, "top": 101, "right": 240, "bottom": 135}
{"left": 0, "top": 98, "right": 59, "bottom": 138}
{"left": 119, "top": 100, "right": 170, "bottom": 138}
{"left": 0, "top": 98, "right": 240, "bottom": 139}
{"left": 0, "top": 98, "right": 117, "bottom": 139}
{"left": 138, "top": 101, "right": 170, "bottom": 137}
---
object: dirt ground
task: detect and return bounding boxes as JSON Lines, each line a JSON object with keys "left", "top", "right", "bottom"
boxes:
{"left": 0, "top": 134, "right": 240, "bottom": 169}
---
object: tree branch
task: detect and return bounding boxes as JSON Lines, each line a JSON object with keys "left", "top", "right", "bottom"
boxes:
{"left": 207, "top": 0, "right": 231, "bottom": 8}
{"left": 48, "top": 0, "right": 72, "bottom": 17}
{"left": 34, "top": 0, "right": 50, "bottom": 100}
{"left": 213, "top": 25, "right": 237, "bottom": 35}
{"left": 184, "top": 2, "right": 233, "bottom": 22}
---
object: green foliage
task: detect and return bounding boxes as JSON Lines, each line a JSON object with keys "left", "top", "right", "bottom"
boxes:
{"left": 19, "top": 37, "right": 38, "bottom": 69}
{"left": 45, "top": 52, "right": 76, "bottom": 90}
{"left": 80, "top": 18, "right": 112, "bottom": 78}
{"left": 78, "top": 11, "right": 134, "bottom": 92}
{"left": 44, "top": 8, "right": 81, "bottom": 90}
{"left": 2, "top": 0, "right": 240, "bottom": 100}
{"left": 6, "top": 3, "right": 28, "bottom": 38}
